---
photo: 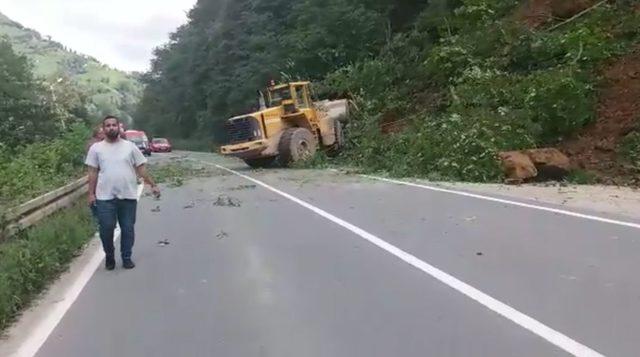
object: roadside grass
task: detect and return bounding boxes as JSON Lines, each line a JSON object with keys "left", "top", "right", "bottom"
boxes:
{"left": 0, "top": 200, "right": 94, "bottom": 332}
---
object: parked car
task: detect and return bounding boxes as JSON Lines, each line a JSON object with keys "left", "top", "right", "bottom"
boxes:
{"left": 151, "top": 138, "right": 172, "bottom": 153}
{"left": 124, "top": 130, "right": 152, "bottom": 156}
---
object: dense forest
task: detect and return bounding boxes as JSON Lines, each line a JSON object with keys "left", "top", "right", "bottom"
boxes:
{"left": 135, "top": 0, "right": 439, "bottom": 139}
{"left": 138, "top": 0, "right": 640, "bottom": 183}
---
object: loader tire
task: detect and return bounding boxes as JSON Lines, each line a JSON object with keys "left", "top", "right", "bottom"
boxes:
{"left": 327, "top": 120, "right": 344, "bottom": 157}
{"left": 244, "top": 156, "right": 276, "bottom": 169}
{"left": 278, "top": 127, "right": 317, "bottom": 167}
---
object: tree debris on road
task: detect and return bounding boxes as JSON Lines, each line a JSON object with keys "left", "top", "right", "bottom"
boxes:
{"left": 183, "top": 201, "right": 195, "bottom": 209}
{"left": 216, "top": 231, "right": 229, "bottom": 240}
{"left": 228, "top": 184, "right": 256, "bottom": 191}
{"left": 213, "top": 195, "right": 241, "bottom": 207}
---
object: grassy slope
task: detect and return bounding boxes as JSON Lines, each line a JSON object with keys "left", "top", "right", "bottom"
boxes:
{"left": 0, "top": 12, "right": 142, "bottom": 123}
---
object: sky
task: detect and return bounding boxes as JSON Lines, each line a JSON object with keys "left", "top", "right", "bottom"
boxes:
{"left": 0, "top": 0, "right": 197, "bottom": 72}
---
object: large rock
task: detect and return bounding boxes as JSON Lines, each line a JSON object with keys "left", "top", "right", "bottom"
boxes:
{"left": 498, "top": 151, "right": 538, "bottom": 183}
{"left": 524, "top": 148, "right": 571, "bottom": 170}
{"left": 524, "top": 148, "right": 571, "bottom": 181}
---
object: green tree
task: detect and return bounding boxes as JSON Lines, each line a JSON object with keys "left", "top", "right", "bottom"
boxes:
{"left": 0, "top": 39, "right": 58, "bottom": 150}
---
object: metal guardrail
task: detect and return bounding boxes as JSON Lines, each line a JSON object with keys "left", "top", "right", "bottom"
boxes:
{"left": 1, "top": 177, "right": 89, "bottom": 241}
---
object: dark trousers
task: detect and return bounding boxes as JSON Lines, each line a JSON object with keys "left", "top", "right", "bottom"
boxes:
{"left": 95, "top": 199, "right": 137, "bottom": 260}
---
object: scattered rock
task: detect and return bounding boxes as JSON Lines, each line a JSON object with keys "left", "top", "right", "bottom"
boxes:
{"left": 157, "top": 239, "right": 170, "bottom": 247}
{"left": 216, "top": 230, "right": 229, "bottom": 240}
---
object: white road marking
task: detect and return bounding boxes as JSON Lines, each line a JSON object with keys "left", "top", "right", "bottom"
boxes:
{"left": 208, "top": 162, "right": 604, "bottom": 357}
{"left": 362, "top": 175, "right": 640, "bottom": 230}
{"left": 14, "top": 184, "right": 144, "bottom": 357}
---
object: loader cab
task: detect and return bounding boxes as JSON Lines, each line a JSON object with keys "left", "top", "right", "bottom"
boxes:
{"left": 267, "top": 82, "right": 312, "bottom": 115}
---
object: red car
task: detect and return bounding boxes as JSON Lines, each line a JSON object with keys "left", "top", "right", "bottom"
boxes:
{"left": 125, "top": 130, "right": 152, "bottom": 156}
{"left": 151, "top": 138, "right": 172, "bottom": 153}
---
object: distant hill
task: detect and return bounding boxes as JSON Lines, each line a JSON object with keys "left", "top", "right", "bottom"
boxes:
{"left": 0, "top": 11, "right": 142, "bottom": 125}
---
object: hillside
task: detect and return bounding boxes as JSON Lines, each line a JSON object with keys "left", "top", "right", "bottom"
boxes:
{"left": 0, "top": 11, "right": 142, "bottom": 124}
{"left": 136, "top": 0, "right": 640, "bottom": 184}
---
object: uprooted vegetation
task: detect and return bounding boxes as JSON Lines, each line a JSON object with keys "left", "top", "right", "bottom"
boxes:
{"left": 148, "top": 159, "right": 217, "bottom": 187}
{"left": 325, "top": 0, "right": 640, "bottom": 184}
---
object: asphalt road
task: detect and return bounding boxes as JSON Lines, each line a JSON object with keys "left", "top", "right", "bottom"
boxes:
{"left": 33, "top": 151, "right": 640, "bottom": 357}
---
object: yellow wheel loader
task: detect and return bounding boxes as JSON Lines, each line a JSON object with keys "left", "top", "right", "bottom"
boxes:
{"left": 219, "top": 81, "right": 348, "bottom": 168}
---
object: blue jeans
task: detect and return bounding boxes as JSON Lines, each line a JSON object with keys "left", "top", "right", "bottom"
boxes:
{"left": 95, "top": 199, "right": 137, "bottom": 260}
{"left": 90, "top": 203, "right": 100, "bottom": 229}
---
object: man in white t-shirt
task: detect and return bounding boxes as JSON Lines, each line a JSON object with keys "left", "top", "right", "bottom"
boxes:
{"left": 85, "top": 116, "right": 161, "bottom": 270}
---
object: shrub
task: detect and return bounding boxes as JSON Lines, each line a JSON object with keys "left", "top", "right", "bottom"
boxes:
{"left": 619, "top": 132, "right": 640, "bottom": 169}
{"left": 0, "top": 201, "right": 94, "bottom": 331}
{"left": 0, "top": 124, "right": 89, "bottom": 207}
